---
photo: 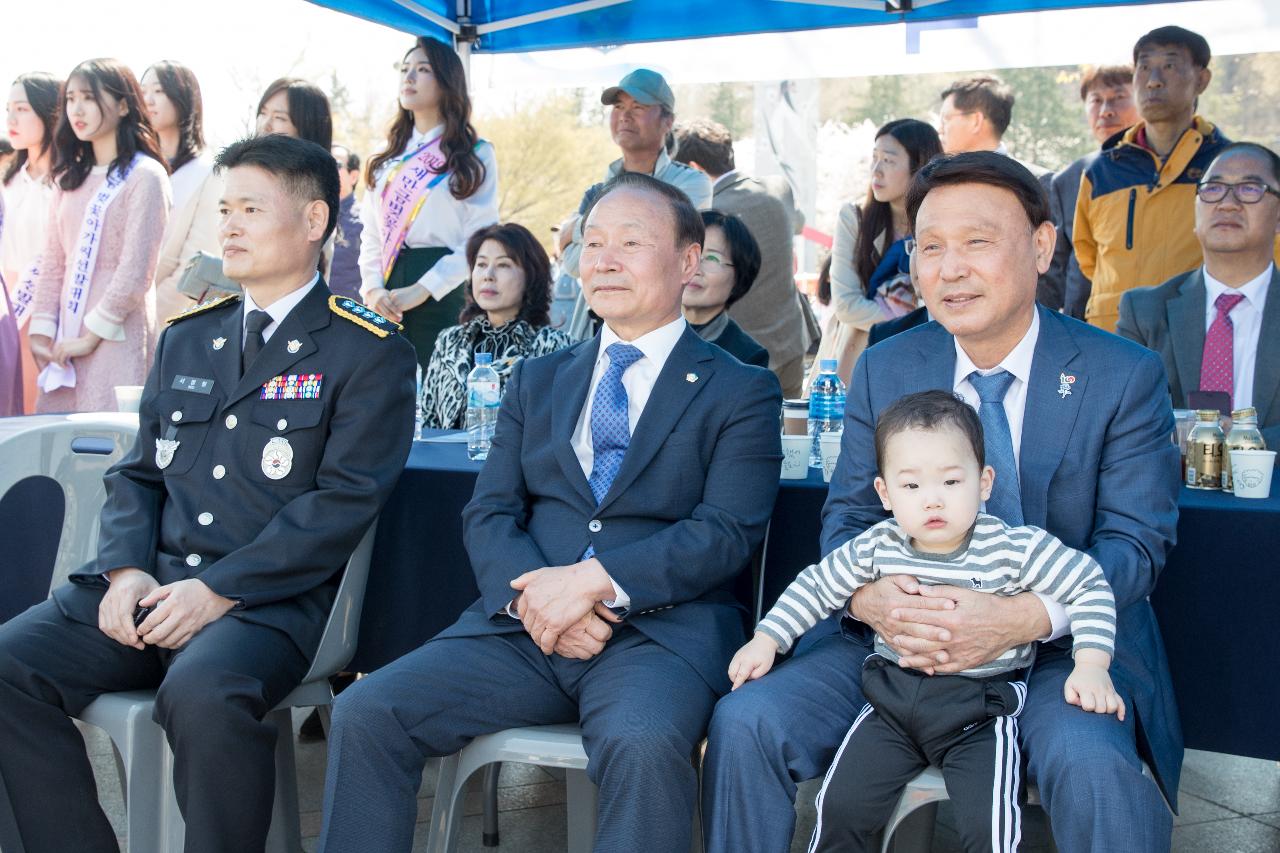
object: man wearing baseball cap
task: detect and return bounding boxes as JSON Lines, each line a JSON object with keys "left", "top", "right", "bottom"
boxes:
{"left": 561, "top": 68, "right": 712, "bottom": 339}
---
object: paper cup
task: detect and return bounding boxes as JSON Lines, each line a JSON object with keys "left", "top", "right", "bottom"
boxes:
{"left": 1229, "top": 449, "right": 1276, "bottom": 499}
{"left": 820, "top": 431, "right": 843, "bottom": 483}
{"left": 114, "top": 385, "right": 144, "bottom": 414}
{"left": 780, "top": 434, "right": 810, "bottom": 479}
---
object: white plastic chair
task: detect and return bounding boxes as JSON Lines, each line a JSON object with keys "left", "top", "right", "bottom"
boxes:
{"left": 75, "top": 521, "right": 379, "bottom": 853}
{"left": 0, "top": 413, "right": 139, "bottom": 602}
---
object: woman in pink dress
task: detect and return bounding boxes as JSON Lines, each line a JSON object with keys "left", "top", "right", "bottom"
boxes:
{"left": 28, "top": 58, "right": 168, "bottom": 413}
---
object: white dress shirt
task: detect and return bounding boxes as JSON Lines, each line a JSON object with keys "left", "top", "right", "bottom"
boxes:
{"left": 950, "top": 310, "right": 1070, "bottom": 641}
{"left": 357, "top": 125, "right": 499, "bottom": 302}
{"left": 1202, "top": 264, "right": 1272, "bottom": 411}
{"left": 241, "top": 274, "right": 320, "bottom": 346}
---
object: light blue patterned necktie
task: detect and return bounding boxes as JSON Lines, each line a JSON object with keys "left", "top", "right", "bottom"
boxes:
{"left": 587, "top": 343, "right": 645, "bottom": 504}
{"left": 969, "top": 370, "right": 1024, "bottom": 526}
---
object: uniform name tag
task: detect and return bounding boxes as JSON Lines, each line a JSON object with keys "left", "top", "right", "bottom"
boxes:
{"left": 171, "top": 375, "right": 214, "bottom": 394}
{"left": 261, "top": 373, "right": 323, "bottom": 400}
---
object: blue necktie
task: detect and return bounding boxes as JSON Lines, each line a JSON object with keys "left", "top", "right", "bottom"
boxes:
{"left": 587, "top": 343, "right": 645, "bottom": 504}
{"left": 969, "top": 370, "right": 1024, "bottom": 526}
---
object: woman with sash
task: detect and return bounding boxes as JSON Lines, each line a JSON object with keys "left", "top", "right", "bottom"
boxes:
{"left": 28, "top": 58, "right": 169, "bottom": 414}
{"left": 2, "top": 71, "right": 62, "bottom": 413}
{"left": 358, "top": 36, "right": 498, "bottom": 370}
{"left": 144, "top": 60, "right": 222, "bottom": 336}
{"left": 811, "top": 118, "right": 941, "bottom": 386}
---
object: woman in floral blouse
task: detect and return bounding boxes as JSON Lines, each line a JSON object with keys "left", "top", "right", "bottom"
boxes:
{"left": 420, "top": 222, "right": 572, "bottom": 429}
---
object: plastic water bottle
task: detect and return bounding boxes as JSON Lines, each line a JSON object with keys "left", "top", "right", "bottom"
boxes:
{"left": 466, "top": 352, "right": 500, "bottom": 460}
{"left": 808, "top": 359, "right": 846, "bottom": 468}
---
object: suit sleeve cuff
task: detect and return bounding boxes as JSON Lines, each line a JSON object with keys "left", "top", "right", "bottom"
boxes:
{"left": 1034, "top": 592, "right": 1070, "bottom": 641}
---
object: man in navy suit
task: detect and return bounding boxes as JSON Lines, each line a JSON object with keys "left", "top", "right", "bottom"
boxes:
{"left": 318, "top": 172, "right": 782, "bottom": 853}
{"left": 703, "top": 152, "right": 1181, "bottom": 852}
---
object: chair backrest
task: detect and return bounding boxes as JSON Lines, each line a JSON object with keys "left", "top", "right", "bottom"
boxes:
{"left": 299, "top": 519, "right": 378, "bottom": 684}
{"left": 0, "top": 414, "right": 138, "bottom": 603}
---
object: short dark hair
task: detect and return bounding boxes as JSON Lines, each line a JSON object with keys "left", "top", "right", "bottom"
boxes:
{"left": 701, "top": 210, "right": 760, "bottom": 308}
{"left": 215, "top": 134, "right": 340, "bottom": 244}
{"left": 584, "top": 171, "right": 704, "bottom": 251}
{"left": 332, "top": 144, "right": 360, "bottom": 172}
{"left": 874, "top": 390, "right": 984, "bottom": 476}
{"left": 1210, "top": 142, "right": 1280, "bottom": 186}
{"left": 905, "top": 151, "right": 1050, "bottom": 234}
{"left": 940, "top": 75, "right": 1014, "bottom": 137}
{"left": 1079, "top": 64, "right": 1135, "bottom": 101}
{"left": 459, "top": 222, "right": 554, "bottom": 328}
{"left": 673, "top": 119, "right": 735, "bottom": 177}
{"left": 1134, "top": 26, "right": 1211, "bottom": 70}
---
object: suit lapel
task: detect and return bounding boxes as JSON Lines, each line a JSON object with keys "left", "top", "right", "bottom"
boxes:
{"left": 908, "top": 321, "right": 957, "bottom": 396}
{"left": 552, "top": 338, "right": 598, "bottom": 507}
{"left": 1019, "top": 309, "right": 1086, "bottom": 527}
{"left": 1253, "top": 267, "right": 1280, "bottom": 425}
{"left": 224, "top": 282, "right": 330, "bottom": 407}
{"left": 210, "top": 301, "right": 245, "bottom": 398}
{"left": 596, "top": 328, "right": 715, "bottom": 514}
{"left": 1167, "top": 270, "right": 1207, "bottom": 408}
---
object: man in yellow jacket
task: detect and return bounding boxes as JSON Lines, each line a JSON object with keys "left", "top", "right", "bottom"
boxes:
{"left": 1074, "top": 26, "right": 1235, "bottom": 332}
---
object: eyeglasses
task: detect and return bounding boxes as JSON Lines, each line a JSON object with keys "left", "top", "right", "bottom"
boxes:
{"left": 1196, "top": 180, "right": 1280, "bottom": 205}
{"left": 700, "top": 254, "right": 734, "bottom": 272}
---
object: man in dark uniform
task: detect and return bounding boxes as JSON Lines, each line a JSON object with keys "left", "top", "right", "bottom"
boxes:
{"left": 0, "top": 134, "right": 416, "bottom": 853}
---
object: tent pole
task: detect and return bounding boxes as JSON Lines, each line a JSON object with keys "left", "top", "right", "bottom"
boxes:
{"left": 456, "top": 36, "right": 472, "bottom": 85}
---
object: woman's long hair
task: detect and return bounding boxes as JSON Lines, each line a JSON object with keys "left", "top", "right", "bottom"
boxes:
{"left": 52, "top": 59, "right": 166, "bottom": 192}
{"left": 853, "top": 118, "right": 942, "bottom": 293}
{"left": 3, "top": 72, "right": 63, "bottom": 186}
{"left": 365, "top": 36, "right": 485, "bottom": 200}
{"left": 257, "top": 78, "right": 332, "bottom": 150}
{"left": 458, "top": 223, "right": 552, "bottom": 328}
{"left": 146, "top": 60, "right": 205, "bottom": 172}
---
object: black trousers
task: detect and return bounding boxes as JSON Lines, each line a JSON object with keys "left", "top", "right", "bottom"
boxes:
{"left": 809, "top": 654, "right": 1028, "bottom": 853}
{"left": 0, "top": 598, "right": 309, "bottom": 853}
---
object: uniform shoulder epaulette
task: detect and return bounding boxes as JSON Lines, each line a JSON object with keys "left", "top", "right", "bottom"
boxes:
{"left": 166, "top": 293, "right": 241, "bottom": 325}
{"left": 329, "top": 295, "right": 403, "bottom": 338}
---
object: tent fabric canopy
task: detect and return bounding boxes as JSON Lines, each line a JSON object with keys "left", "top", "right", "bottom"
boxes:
{"left": 307, "top": 0, "right": 1196, "bottom": 54}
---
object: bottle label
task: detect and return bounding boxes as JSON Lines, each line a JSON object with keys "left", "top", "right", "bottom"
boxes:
{"left": 469, "top": 381, "right": 500, "bottom": 407}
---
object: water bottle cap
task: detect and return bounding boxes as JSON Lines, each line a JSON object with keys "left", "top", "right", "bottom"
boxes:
{"left": 820, "top": 359, "right": 837, "bottom": 372}
{"left": 475, "top": 352, "right": 493, "bottom": 366}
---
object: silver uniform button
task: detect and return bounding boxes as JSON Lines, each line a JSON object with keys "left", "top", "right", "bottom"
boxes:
{"left": 276, "top": 419, "right": 287, "bottom": 431}
{"left": 212, "top": 465, "right": 226, "bottom": 479}
{"left": 225, "top": 414, "right": 238, "bottom": 429}
{"left": 185, "top": 554, "right": 202, "bottom": 567}
{"left": 171, "top": 411, "right": 183, "bottom": 423}
{"left": 198, "top": 512, "right": 214, "bottom": 526}
{"left": 588, "top": 519, "right": 602, "bottom": 533}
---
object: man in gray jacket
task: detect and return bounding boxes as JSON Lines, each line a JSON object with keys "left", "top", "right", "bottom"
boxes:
{"left": 675, "top": 119, "right": 810, "bottom": 397}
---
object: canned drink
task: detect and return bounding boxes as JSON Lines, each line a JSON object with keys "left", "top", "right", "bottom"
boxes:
{"left": 1186, "top": 409, "right": 1225, "bottom": 490}
{"left": 1224, "top": 407, "right": 1267, "bottom": 492}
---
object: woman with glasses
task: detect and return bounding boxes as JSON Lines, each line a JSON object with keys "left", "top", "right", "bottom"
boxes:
{"left": 358, "top": 36, "right": 498, "bottom": 371}
{"left": 682, "top": 209, "right": 769, "bottom": 369}
{"left": 814, "top": 118, "right": 941, "bottom": 386}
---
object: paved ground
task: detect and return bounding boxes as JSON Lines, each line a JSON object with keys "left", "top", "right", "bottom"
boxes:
{"left": 76, "top": 710, "right": 1280, "bottom": 852}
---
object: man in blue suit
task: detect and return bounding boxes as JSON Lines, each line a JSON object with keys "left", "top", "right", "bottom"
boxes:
{"left": 703, "top": 152, "right": 1181, "bottom": 852}
{"left": 318, "top": 172, "right": 782, "bottom": 853}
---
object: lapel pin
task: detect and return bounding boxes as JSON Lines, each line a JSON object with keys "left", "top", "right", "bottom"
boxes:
{"left": 212, "top": 337, "right": 226, "bottom": 351}
{"left": 1058, "top": 372, "right": 1076, "bottom": 399}
{"left": 686, "top": 373, "right": 698, "bottom": 383}
{"left": 287, "top": 339, "right": 302, "bottom": 354}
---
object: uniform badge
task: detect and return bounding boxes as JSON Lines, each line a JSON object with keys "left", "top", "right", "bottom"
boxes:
{"left": 261, "top": 436, "right": 294, "bottom": 480}
{"left": 1057, "top": 372, "right": 1076, "bottom": 399}
{"left": 261, "top": 373, "right": 323, "bottom": 400}
{"left": 212, "top": 337, "right": 226, "bottom": 350}
{"left": 287, "top": 339, "right": 301, "bottom": 354}
{"left": 686, "top": 373, "right": 698, "bottom": 383}
{"left": 155, "top": 438, "right": 180, "bottom": 470}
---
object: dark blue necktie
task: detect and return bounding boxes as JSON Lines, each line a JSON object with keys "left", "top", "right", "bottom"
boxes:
{"left": 969, "top": 370, "right": 1024, "bottom": 526}
{"left": 587, "top": 343, "right": 645, "bottom": 504}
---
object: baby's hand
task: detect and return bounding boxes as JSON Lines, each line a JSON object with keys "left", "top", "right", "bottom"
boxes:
{"left": 729, "top": 634, "right": 781, "bottom": 690}
{"left": 1064, "top": 660, "right": 1126, "bottom": 721}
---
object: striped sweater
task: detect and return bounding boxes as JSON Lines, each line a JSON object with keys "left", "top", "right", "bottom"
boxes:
{"left": 757, "top": 514, "right": 1116, "bottom": 676}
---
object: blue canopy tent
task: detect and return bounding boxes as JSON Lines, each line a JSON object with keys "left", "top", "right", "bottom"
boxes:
{"left": 306, "top": 0, "right": 1197, "bottom": 54}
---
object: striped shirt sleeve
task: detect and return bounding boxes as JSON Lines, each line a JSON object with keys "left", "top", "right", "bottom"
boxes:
{"left": 1015, "top": 527, "right": 1117, "bottom": 657}
{"left": 756, "top": 521, "right": 888, "bottom": 653}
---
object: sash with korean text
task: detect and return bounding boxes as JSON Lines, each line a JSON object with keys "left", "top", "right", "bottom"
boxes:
{"left": 379, "top": 135, "right": 449, "bottom": 283}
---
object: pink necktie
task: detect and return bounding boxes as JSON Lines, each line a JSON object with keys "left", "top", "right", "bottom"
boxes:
{"left": 1199, "top": 292, "right": 1246, "bottom": 404}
